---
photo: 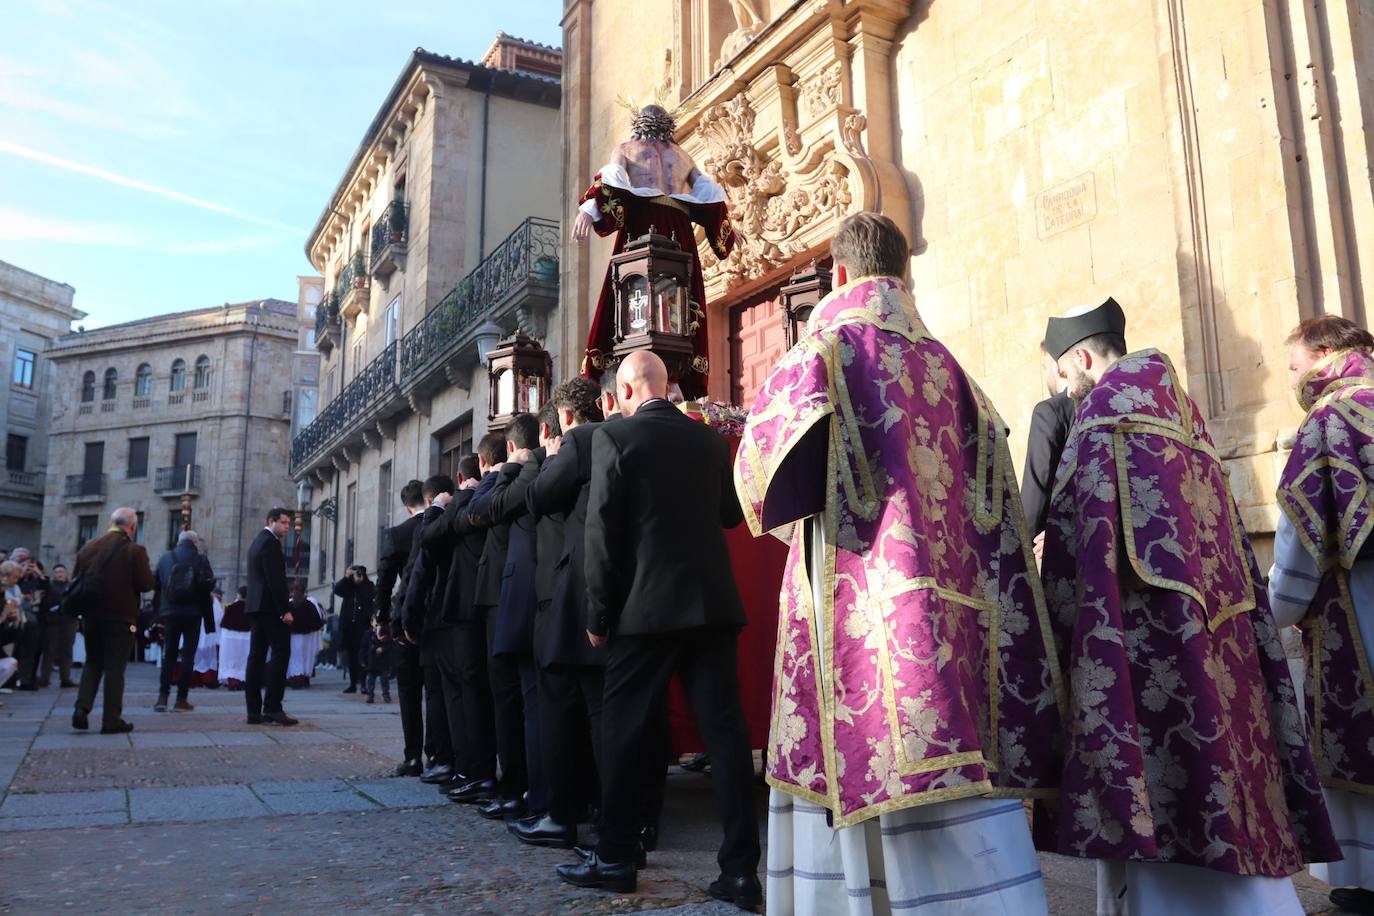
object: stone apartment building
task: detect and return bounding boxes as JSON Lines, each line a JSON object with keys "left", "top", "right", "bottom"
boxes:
{"left": 0, "top": 260, "right": 85, "bottom": 552}
{"left": 290, "top": 33, "right": 561, "bottom": 602}
{"left": 561, "top": 0, "right": 1374, "bottom": 560}
{"left": 41, "top": 299, "right": 307, "bottom": 590}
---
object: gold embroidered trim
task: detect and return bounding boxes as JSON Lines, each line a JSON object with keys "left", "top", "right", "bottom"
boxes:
{"left": 1279, "top": 456, "right": 1374, "bottom": 572}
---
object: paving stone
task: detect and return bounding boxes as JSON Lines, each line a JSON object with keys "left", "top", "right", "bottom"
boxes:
{"left": 130, "top": 732, "right": 214, "bottom": 749}
{"left": 32, "top": 733, "right": 133, "bottom": 750}
{"left": 203, "top": 731, "right": 276, "bottom": 747}
{"left": 0, "top": 811, "right": 128, "bottom": 831}
{"left": 260, "top": 789, "right": 378, "bottom": 815}
{"left": 347, "top": 778, "right": 450, "bottom": 809}
{"left": 129, "top": 784, "right": 269, "bottom": 822}
{"left": 251, "top": 779, "right": 354, "bottom": 795}
{"left": 266, "top": 730, "right": 344, "bottom": 745}
{"left": 0, "top": 788, "right": 126, "bottom": 817}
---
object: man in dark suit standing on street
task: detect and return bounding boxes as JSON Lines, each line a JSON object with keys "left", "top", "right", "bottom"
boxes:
{"left": 377, "top": 480, "right": 426, "bottom": 776}
{"left": 556, "top": 351, "right": 761, "bottom": 908}
{"left": 244, "top": 507, "right": 298, "bottom": 726}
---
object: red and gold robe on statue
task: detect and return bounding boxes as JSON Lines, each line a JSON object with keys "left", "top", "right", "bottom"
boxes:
{"left": 578, "top": 161, "right": 735, "bottom": 400}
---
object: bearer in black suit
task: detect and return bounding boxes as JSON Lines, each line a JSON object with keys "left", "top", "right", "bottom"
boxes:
{"left": 556, "top": 352, "right": 761, "bottom": 907}
{"left": 512, "top": 378, "right": 605, "bottom": 849}
{"left": 244, "top": 507, "right": 298, "bottom": 726}
{"left": 376, "top": 479, "right": 426, "bottom": 776}
{"left": 1021, "top": 338, "right": 1077, "bottom": 548}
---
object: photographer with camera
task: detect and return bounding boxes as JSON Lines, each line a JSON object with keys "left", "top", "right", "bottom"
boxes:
{"left": 332, "top": 565, "right": 374, "bottom": 694}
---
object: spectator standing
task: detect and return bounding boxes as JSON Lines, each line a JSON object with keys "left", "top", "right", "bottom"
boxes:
{"left": 0, "top": 560, "right": 39, "bottom": 690}
{"left": 152, "top": 530, "right": 215, "bottom": 712}
{"left": 244, "top": 508, "right": 298, "bottom": 726}
{"left": 37, "top": 563, "right": 76, "bottom": 688}
{"left": 333, "top": 566, "right": 375, "bottom": 693}
{"left": 70, "top": 508, "right": 155, "bottom": 734}
{"left": 362, "top": 623, "right": 395, "bottom": 703}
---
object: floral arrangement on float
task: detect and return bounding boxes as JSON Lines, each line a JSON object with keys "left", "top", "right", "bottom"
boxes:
{"left": 679, "top": 399, "right": 749, "bottom": 438}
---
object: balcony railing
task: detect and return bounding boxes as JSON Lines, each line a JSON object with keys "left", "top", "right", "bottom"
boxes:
{"left": 154, "top": 464, "right": 201, "bottom": 494}
{"left": 290, "top": 343, "right": 398, "bottom": 472}
{"left": 64, "top": 474, "right": 106, "bottom": 501}
{"left": 337, "top": 251, "right": 370, "bottom": 321}
{"left": 5, "top": 470, "right": 37, "bottom": 489}
{"left": 289, "top": 216, "right": 559, "bottom": 477}
{"left": 316, "top": 292, "right": 342, "bottom": 353}
{"left": 370, "top": 200, "right": 409, "bottom": 279}
{"left": 400, "top": 217, "right": 559, "bottom": 383}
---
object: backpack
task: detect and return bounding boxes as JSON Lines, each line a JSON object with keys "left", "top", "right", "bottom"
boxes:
{"left": 61, "top": 538, "right": 129, "bottom": 617}
{"left": 166, "top": 556, "right": 200, "bottom": 604}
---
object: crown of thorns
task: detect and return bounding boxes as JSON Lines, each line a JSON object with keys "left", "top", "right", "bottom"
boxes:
{"left": 631, "top": 105, "right": 677, "bottom": 141}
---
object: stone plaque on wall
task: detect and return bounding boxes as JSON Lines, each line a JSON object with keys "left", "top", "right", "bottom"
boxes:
{"left": 1035, "top": 172, "right": 1096, "bottom": 239}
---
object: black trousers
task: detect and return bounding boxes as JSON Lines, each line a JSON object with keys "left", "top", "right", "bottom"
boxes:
{"left": 158, "top": 616, "right": 202, "bottom": 699}
{"left": 538, "top": 663, "right": 603, "bottom": 825}
{"left": 394, "top": 640, "right": 425, "bottom": 761}
{"left": 245, "top": 613, "right": 291, "bottom": 717}
{"left": 595, "top": 627, "right": 760, "bottom": 877}
{"left": 485, "top": 609, "right": 526, "bottom": 798}
{"left": 75, "top": 616, "right": 135, "bottom": 728}
{"left": 517, "top": 656, "right": 545, "bottom": 814}
{"left": 342, "top": 625, "right": 366, "bottom": 687}
{"left": 419, "top": 642, "right": 452, "bottom": 767}
{"left": 40, "top": 615, "right": 79, "bottom": 685}
{"left": 434, "top": 622, "right": 496, "bottom": 780}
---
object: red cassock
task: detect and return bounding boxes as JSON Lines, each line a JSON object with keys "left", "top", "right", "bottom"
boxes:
{"left": 667, "top": 435, "right": 786, "bottom": 753}
{"left": 578, "top": 171, "right": 735, "bottom": 401}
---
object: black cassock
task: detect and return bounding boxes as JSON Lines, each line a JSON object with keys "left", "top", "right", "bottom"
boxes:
{"left": 1020, "top": 391, "right": 1077, "bottom": 534}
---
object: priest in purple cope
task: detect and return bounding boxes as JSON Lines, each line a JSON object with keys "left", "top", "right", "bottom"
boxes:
{"left": 1269, "top": 315, "right": 1374, "bottom": 916}
{"left": 736, "top": 212, "right": 1066, "bottom": 915}
{"left": 1035, "top": 299, "right": 1339, "bottom": 915}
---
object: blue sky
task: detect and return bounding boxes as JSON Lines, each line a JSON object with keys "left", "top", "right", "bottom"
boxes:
{"left": 0, "top": 0, "right": 563, "bottom": 327}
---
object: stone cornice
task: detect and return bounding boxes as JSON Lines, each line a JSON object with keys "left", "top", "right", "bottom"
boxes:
{"left": 48, "top": 301, "right": 298, "bottom": 360}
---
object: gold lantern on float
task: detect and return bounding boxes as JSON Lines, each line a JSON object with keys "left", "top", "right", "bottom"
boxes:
{"left": 608, "top": 228, "right": 697, "bottom": 383}
{"left": 485, "top": 329, "right": 552, "bottom": 435}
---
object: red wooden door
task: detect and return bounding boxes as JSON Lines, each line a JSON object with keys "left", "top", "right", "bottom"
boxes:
{"left": 729, "top": 287, "right": 789, "bottom": 407}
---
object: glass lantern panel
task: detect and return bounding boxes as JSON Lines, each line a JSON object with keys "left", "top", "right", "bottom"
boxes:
{"left": 653, "top": 275, "right": 686, "bottom": 335}
{"left": 526, "top": 378, "right": 541, "bottom": 414}
{"left": 620, "top": 275, "right": 649, "bottom": 334}
{"left": 496, "top": 369, "right": 515, "bottom": 414}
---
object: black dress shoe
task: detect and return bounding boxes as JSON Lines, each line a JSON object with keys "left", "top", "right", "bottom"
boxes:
{"left": 446, "top": 777, "right": 497, "bottom": 803}
{"left": 262, "top": 712, "right": 299, "bottom": 726}
{"left": 478, "top": 797, "right": 525, "bottom": 820}
{"left": 419, "top": 763, "right": 453, "bottom": 784}
{"left": 71, "top": 709, "right": 88, "bottom": 731}
{"left": 342, "top": 685, "right": 357, "bottom": 694}
{"left": 100, "top": 720, "right": 135, "bottom": 734}
{"left": 639, "top": 825, "right": 659, "bottom": 852}
{"left": 393, "top": 759, "right": 422, "bottom": 777}
{"left": 708, "top": 874, "right": 763, "bottom": 911}
{"left": 246, "top": 714, "right": 264, "bottom": 724}
{"left": 1331, "top": 888, "right": 1374, "bottom": 915}
{"left": 556, "top": 851, "right": 636, "bottom": 893}
{"left": 510, "top": 814, "right": 577, "bottom": 848}
{"left": 574, "top": 844, "right": 646, "bottom": 869}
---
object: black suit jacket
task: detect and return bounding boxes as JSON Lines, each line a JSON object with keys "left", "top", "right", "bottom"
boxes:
{"left": 419, "top": 489, "right": 485, "bottom": 625}
{"left": 246, "top": 528, "right": 289, "bottom": 617}
{"left": 585, "top": 399, "right": 745, "bottom": 637}
{"left": 333, "top": 576, "right": 375, "bottom": 632}
{"left": 375, "top": 512, "right": 422, "bottom": 624}
{"left": 469, "top": 471, "right": 507, "bottom": 609}
{"left": 528, "top": 422, "right": 604, "bottom": 667}
{"left": 401, "top": 504, "right": 449, "bottom": 636}
{"left": 1019, "top": 391, "right": 1077, "bottom": 533}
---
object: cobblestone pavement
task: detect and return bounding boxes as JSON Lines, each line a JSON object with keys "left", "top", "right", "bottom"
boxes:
{"left": 0, "top": 663, "right": 1342, "bottom": 914}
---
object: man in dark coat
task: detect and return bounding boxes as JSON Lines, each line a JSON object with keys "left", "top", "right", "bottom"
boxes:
{"left": 513, "top": 379, "right": 605, "bottom": 848}
{"left": 333, "top": 565, "right": 375, "bottom": 693}
{"left": 376, "top": 480, "right": 426, "bottom": 776}
{"left": 71, "top": 507, "right": 155, "bottom": 734}
{"left": 556, "top": 352, "right": 760, "bottom": 904}
{"left": 1021, "top": 339, "right": 1077, "bottom": 539}
{"left": 244, "top": 507, "right": 297, "bottom": 726}
{"left": 152, "top": 529, "right": 215, "bottom": 712}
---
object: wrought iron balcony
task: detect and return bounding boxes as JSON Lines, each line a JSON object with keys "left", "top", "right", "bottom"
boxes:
{"left": 154, "top": 464, "right": 201, "bottom": 494}
{"left": 289, "top": 216, "right": 559, "bottom": 479}
{"left": 399, "top": 217, "right": 559, "bottom": 396}
{"left": 337, "top": 250, "right": 370, "bottom": 322}
{"left": 290, "top": 342, "right": 400, "bottom": 474}
{"left": 316, "top": 292, "right": 341, "bottom": 353}
{"left": 64, "top": 473, "right": 106, "bottom": 502}
{"left": 370, "top": 200, "right": 409, "bottom": 279}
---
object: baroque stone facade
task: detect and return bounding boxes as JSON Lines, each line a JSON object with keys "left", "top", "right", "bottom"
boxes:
{"left": 0, "top": 260, "right": 84, "bottom": 553}
{"left": 40, "top": 300, "right": 304, "bottom": 591}
{"left": 292, "top": 34, "right": 561, "bottom": 603}
{"left": 561, "top": 0, "right": 1374, "bottom": 560}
